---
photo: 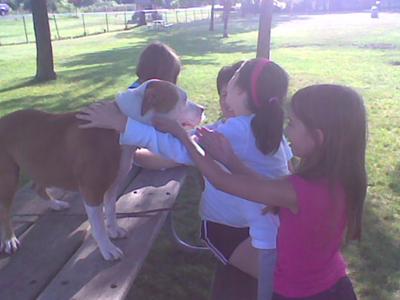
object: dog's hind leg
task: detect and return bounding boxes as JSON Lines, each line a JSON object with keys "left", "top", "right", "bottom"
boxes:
{"left": 103, "top": 145, "right": 135, "bottom": 240}
{"left": 0, "top": 152, "right": 20, "bottom": 254}
{"left": 32, "top": 183, "right": 70, "bottom": 211}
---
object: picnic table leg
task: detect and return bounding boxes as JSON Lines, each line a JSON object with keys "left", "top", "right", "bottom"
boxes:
{"left": 165, "top": 212, "right": 209, "bottom": 253}
{"left": 211, "top": 261, "right": 258, "bottom": 300}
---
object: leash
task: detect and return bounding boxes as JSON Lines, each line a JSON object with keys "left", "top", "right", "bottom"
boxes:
{"left": 12, "top": 206, "right": 178, "bottom": 220}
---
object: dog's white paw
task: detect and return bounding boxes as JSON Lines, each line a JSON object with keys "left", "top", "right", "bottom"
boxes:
{"left": 46, "top": 187, "right": 67, "bottom": 200}
{"left": 107, "top": 225, "right": 128, "bottom": 240}
{"left": 98, "top": 241, "right": 124, "bottom": 261}
{"left": 0, "top": 236, "right": 20, "bottom": 254}
{"left": 49, "top": 200, "right": 70, "bottom": 211}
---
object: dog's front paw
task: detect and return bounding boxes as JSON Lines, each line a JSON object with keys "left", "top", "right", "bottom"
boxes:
{"left": 0, "top": 236, "right": 20, "bottom": 254}
{"left": 99, "top": 241, "right": 124, "bottom": 261}
{"left": 107, "top": 225, "right": 128, "bottom": 240}
{"left": 49, "top": 200, "right": 70, "bottom": 211}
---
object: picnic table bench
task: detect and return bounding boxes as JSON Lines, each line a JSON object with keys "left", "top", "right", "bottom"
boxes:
{"left": 0, "top": 164, "right": 262, "bottom": 300}
{"left": 0, "top": 166, "right": 194, "bottom": 300}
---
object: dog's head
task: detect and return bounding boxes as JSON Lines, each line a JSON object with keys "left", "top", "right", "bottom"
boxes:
{"left": 116, "top": 80, "right": 204, "bottom": 129}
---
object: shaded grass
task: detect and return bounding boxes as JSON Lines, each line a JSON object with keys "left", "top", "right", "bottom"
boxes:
{"left": 0, "top": 12, "right": 399, "bottom": 299}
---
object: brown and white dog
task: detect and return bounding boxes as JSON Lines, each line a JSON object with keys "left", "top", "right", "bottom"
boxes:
{"left": 0, "top": 80, "right": 204, "bottom": 260}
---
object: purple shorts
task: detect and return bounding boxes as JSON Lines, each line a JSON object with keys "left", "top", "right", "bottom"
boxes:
{"left": 200, "top": 220, "right": 249, "bottom": 264}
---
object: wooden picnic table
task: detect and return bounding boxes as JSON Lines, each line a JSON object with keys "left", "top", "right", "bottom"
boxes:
{"left": 0, "top": 166, "right": 189, "bottom": 300}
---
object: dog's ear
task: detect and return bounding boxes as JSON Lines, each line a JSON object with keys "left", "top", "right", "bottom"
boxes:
{"left": 141, "top": 81, "right": 179, "bottom": 116}
{"left": 141, "top": 85, "right": 158, "bottom": 116}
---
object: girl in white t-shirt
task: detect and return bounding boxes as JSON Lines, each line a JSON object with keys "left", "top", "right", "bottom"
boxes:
{"left": 77, "top": 58, "right": 292, "bottom": 299}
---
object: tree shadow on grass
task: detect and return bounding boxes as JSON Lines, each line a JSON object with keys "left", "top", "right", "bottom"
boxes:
{"left": 55, "top": 15, "right": 305, "bottom": 93}
{"left": 0, "top": 79, "right": 37, "bottom": 94}
{"left": 59, "top": 49, "right": 145, "bottom": 91}
{"left": 1, "top": 14, "right": 308, "bottom": 117}
{"left": 0, "top": 84, "right": 115, "bottom": 115}
{"left": 347, "top": 204, "right": 400, "bottom": 299}
{"left": 0, "top": 14, "right": 305, "bottom": 99}
{"left": 389, "top": 162, "right": 400, "bottom": 195}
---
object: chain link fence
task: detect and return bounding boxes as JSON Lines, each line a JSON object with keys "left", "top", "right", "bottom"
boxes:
{"left": 0, "top": 7, "right": 215, "bottom": 46}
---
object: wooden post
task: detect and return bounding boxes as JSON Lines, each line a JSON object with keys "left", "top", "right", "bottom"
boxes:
{"left": 223, "top": 0, "right": 232, "bottom": 38}
{"left": 82, "top": 13, "right": 87, "bottom": 36}
{"left": 256, "top": 0, "right": 273, "bottom": 59}
{"left": 22, "top": 15, "right": 29, "bottom": 43}
{"left": 53, "top": 14, "right": 60, "bottom": 40}
{"left": 185, "top": 9, "right": 188, "bottom": 23}
{"left": 124, "top": 10, "right": 128, "bottom": 29}
{"left": 175, "top": 10, "right": 179, "bottom": 23}
{"left": 105, "top": 12, "right": 109, "bottom": 32}
{"left": 209, "top": 0, "right": 215, "bottom": 31}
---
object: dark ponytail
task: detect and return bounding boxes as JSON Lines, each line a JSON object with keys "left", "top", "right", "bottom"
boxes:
{"left": 252, "top": 99, "right": 284, "bottom": 154}
{"left": 237, "top": 59, "right": 289, "bottom": 155}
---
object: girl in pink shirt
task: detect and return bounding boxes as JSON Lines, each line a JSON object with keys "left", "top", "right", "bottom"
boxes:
{"left": 153, "top": 83, "right": 366, "bottom": 299}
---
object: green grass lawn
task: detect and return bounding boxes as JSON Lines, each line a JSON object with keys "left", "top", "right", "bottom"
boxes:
{"left": 1, "top": 12, "right": 399, "bottom": 300}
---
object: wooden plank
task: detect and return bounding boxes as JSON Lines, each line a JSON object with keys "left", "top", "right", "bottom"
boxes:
{"left": 0, "top": 165, "right": 142, "bottom": 300}
{"left": 37, "top": 166, "right": 187, "bottom": 300}
{"left": 10, "top": 183, "right": 78, "bottom": 239}
{"left": 0, "top": 191, "right": 88, "bottom": 300}
{"left": 7, "top": 165, "right": 140, "bottom": 236}
{"left": 10, "top": 184, "right": 52, "bottom": 238}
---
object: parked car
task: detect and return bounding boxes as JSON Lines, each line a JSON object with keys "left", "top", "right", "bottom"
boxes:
{"left": 0, "top": 3, "right": 11, "bottom": 16}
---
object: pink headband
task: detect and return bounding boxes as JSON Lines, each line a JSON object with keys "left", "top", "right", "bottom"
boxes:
{"left": 251, "top": 58, "right": 270, "bottom": 107}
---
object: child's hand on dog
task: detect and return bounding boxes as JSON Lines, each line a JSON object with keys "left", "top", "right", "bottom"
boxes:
{"left": 152, "top": 115, "right": 187, "bottom": 140}
{"left": 76, "top": 101, "right": 127, "bottom": 133}
{"left": 196, "top": 127, "right": 235, "bottom": 167}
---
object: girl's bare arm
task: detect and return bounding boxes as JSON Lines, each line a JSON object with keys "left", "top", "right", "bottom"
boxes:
{"left": 154, "top": 118, "right": 298, "bottom": 212}
{"left": 134, "top": 149, "right": 181, "bottom": 170}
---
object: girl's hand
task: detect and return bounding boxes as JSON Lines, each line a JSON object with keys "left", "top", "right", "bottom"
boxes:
{"left": 196, "top": 127, "right": 235, "bottom": 166}
{"left": 261, "top": 206, "right": 280, "bottom": 215}
{"left": 76, "top": 101, "right": 127, "bottom": 133}
{"left": 152, "top": 115, "right": 187, "bottom": 140}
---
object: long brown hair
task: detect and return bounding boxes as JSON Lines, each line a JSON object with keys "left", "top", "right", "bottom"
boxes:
{"left": 216, "top": 61, "right": 244, "bottom": 96}
{"left": 136, "top": 42, "right": 181, "bottom": 84}
{"left": 291, "top": 84, "right": 367, "bottom": 241}
{"left": 235, "top": 59, "right": 289, "bottom": 155}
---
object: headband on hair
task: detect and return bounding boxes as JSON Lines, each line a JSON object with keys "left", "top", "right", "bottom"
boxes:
{"left": 251, "top": 58, "right": 270, "bottom": 107}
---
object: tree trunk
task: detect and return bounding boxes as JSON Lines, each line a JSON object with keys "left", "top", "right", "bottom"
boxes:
{"left": 32, "top": 0, "right": 56, "bottom": 82}
{"left": 209, "top": 0, "right": 215, "bottom": 31}
{"left": 256, "top": 0, "right": 273, "bottom": 58}
{"left": 222, "top": 0, "right": 231, "bottom": 38}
